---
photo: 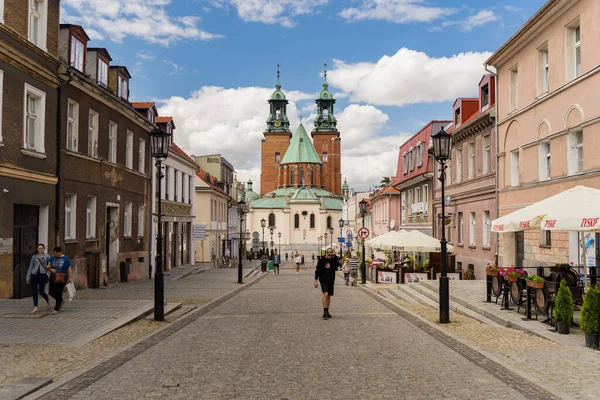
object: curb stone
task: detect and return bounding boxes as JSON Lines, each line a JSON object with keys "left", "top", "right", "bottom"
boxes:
{"left": 24, "top": 272, "right": 268, "bottom": 400}
{"left": 358, "top": 283, "right": 570, "bottom": 400}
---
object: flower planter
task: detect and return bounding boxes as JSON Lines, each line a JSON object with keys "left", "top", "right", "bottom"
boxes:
{"left": 585, "top": 333, "right": 600, "bottom": 348}
{"left": 556, "top": 321, "right": 570, "bottom": 334}
{"left": 504, "top": 276, "right": 518, "bottom": 283}
{"left": 527, "top": 281, "right": 545, "bottom": 289}
{"left": 487, "top": 271, "right": 499, "bottom": 277}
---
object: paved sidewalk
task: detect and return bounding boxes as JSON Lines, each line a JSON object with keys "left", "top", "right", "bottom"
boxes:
{"left": 34, "top": 267, "right": 556, "bottom": 400}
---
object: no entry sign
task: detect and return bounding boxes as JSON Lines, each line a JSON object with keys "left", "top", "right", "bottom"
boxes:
{"left": 358, "top": 227, "right": 370, "bottom": 239}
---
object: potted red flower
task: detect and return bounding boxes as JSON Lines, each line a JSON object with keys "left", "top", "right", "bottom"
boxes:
{"left": 500, "top": 266, "right": 524, "bottom": 283}
{"left": 486, "top": 263, "right": 499, "bottom": 277}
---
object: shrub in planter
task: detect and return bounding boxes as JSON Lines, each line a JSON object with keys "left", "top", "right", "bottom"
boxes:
{"left": 554, "top": 280, "right": 574, "bottom": 334}
{"left": 526, "top": 275, "right": 545, "bottom": 289}
{"left": 580, "top": 286, "right": 600, "bottom": 347}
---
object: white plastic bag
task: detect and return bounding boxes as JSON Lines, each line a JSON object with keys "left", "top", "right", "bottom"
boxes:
{"left": 66, "top": 282, "right": 76, "bottom": 301}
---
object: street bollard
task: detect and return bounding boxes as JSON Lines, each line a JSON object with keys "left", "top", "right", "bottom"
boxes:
{"left": 486, "top": 275, "right": 492, "bottom": 303}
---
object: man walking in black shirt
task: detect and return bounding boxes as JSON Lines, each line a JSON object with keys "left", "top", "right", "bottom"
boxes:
{"left": 314, "top": 248, "right": 340, "bottom": 319}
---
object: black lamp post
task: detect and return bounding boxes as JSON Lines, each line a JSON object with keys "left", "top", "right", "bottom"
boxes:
{"left": 150, "top": 127, "right": 172, "bottom": 322}
{"left": 431, "top": 126, "right": 452, "bottom": 324}
{"left": 329, "top": 227, "right": 334, "bottom": 253}
{"left": 270, "top": 227, "right": 274, "bottom": 255}
{"left": 260, "top": 218, "right": 266, "bottom": 254}
{"left": 278, "top": 232, "right": 281, "bottom": 257}
{"left": 237, "top": 200, "right": 248, "bottom": 284}
{"left": 324, "top": 233, "right": 328, "bottom": 254}
{"left": 359, "top": 199, "right": 368, "bottom": 284}
{"left": 318, "top": 236, "right": 322, "bottom": 257}
{"left": 338, "top": 218, "right": 344, "bottom": 259}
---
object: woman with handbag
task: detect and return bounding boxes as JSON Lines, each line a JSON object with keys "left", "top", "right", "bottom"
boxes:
{"left": 26, "top": 243, "right": 51, "bottom": 313}
{"left": 48, "top": 246, "right": 72, "bottom": 314}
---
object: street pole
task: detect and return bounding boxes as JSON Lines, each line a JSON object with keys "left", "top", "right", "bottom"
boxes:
{"left": 238, "top": 208, "right": 244, "bottom": 284}
{"left": 154, "top": 159, "right": 165, "bottom": 321}
{"left": 262, "top": 227, "right": 265, "bottom": 255}
{"left": 439, "top": 160, "right": 450, "bottom": 324}
{"left": 339, "top": 225, "right": 343, "bottom": 259}
{"left": 361, "top": 217, "right": 366, "bottom": 284}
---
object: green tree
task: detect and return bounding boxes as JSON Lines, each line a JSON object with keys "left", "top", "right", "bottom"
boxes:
{"left": 380, "top": 176, "right": 391, "bottom": 187}
{"left": 555, "top": 280, "right": 574, "bottom": 323}
{"left": 581, "top": 286, "right": 599, "bottom": 334}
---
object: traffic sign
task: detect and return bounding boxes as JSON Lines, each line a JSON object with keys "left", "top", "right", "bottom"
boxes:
{"left": 192, "top": 224, "right": 206, "bottom": 240}
{"left": 338, "top": 237, "right": 345, "bottom": 243}
{"left": 358, "top": 227, "right": 370, "bottom": 239}
{"left": 346, "top": 230, "right": 353, "bottom": 236}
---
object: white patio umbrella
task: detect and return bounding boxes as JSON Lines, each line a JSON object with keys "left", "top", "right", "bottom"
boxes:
{"left": 539, "top": 186, "right": 600, "bottom": 231}
{"left": 365, "top": 230, "right": 408, "bottom": 249}
{"left": 388, "top": 230, "right": 455, "bottom": 254}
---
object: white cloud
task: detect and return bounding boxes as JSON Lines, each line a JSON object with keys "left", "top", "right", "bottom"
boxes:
{"left": 137, "top": 50, "right": 156, "bottom": 60}
{"left": 211, "top": 0, "right": 328, "bottom": 27}
{"left": 443, "top": 10, "right": 500, "bottom": 32}
{"left": 61, "top": 0, "right": 223, "bottom": 46}
{"left": 327, "top": 48, "right": 492, "bottom": 107}
{"left": 164, "top": 60, "right": 185, "bottom": 75}
{"left": 503, "top": 5, "right": 523, "bottom": 13}
{"left": 340, "top": 0, "right": 457, "bottom": 24}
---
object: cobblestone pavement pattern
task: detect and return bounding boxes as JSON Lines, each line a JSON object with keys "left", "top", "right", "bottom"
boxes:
{"left": 39, "top": 266, "right": 558, "bottom": 400}
{"left": 0, "top": 264, "right": 258, "bottom": 390}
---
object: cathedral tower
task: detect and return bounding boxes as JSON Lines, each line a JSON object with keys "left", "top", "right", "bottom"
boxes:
{"left": 260, "top": 66, "right": 292, "bottom": 195}
{"left": 311, "top": 64, "right": 342, "bottom": 195}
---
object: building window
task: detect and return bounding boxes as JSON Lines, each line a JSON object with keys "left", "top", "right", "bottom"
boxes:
{"left": 454, "top": 107, "right": 461, "bottom": 127}
{"left": 417, "top": 142, "right": 423, "bottom": 167}
{"left": 481, "top": 84, "right": 489, "bottom": 111}
{"left": 138, "top": 138, "right": 145, "bottom": 173}
{"left": 458, "top": 212, "right": 463, "bottom": 244}
{"left": 310, "top": 213, "right": 315, "bottom": 229}
{"left": 126, "top": 130, "right": 133, "bottom": 169}
{"left": 567, "top": 20, "right": 581, "bottom": 80}
{"left": 0, "top": 1, "right": 4, "bottom": 24}
{"left": 294, "top": 213, "right": 299, "bottom": 229}
{"left": 446, "top": 158, "right": 452, "bottom": 186}
{"left": 268, "top": 213, "right": 276, "bottom": 228}
{"left": 567, "top": 130, "right": 583, "bottom": 175}
{"left": 28, "top": 0, "right": 47, "bottom": 49}
{"left": 401, "top": 192, "right": 406, "bottom": 224}
{"left": 138, "top": 205, "right": 145, "bottom": 237}
{"left": 310, "top": 169, "right": 314, "bottom": 186}
{"left": 511, "top": 150, "right": 520, "bottom": 186}
{"left": 409, "top": 148, "right": 415, "bottom": 171}
{"left": 290, "top": 168, "right": 295, "bottom": 186}
{"left": 327, "top": 216, "right": 332, "bottom": 229}
{"left": 181, "top": 173, "right": 186, "bottom": 203}
{"left": 70, "top": 36, "right": 85, "bottom": 72}
{"left": 174, "top": 170, "right": 179, "bottom": 202}
{"left": 539, "top": 141, "right": 551, "bottom": 181}
{"left": 148, "top": 109, "right": 155, "bottom": 124}
{"left": 66, "top": 100, "right": 78, "bottom": 151}
{"left": 414, "top": 186, "right": 420, "bottom": 205}
{"left": 118, "top": 75, "right": 128, "bottom": 100}
{"left": 469, "top": 212, "right": 476, "bottom": 246}
{"left": 88, "top": 110, "right": 98, "bottom": 158}
{"left": 165, "top": 166, "right": 170, "bottom": 200}
{"left": 447, "top": 221, "right": 453, "bottom": 243}
{"left": 483, "top": 211, "right": 490, "bottom": 247}
{"left": 422, "top": 184, "right": 428, "bottom": 214}
{"left": 98, "top": 58, "right": 108, "bottom": 87}
{"left": 455, "top": 148, "right": 462, "bottom": 183}
{"left": 407, "top": 189, "right": 412, "bottom": 215}
{"left": 86, "top": 196, "right": 97, "bottom": 239}
{"left": 468, "top": 142, "right": 475, "bottom": 179}
{"left": 483, "top": 135, "right": 490, "bottom": 174}
{"left": 124, "top": 202, "right": 132, "bottom": 237}
{"left": 108, "top": 121, "right": 117, "bottom": 163}
{"left": 300, "top": 167, "right": 305, "bottom": 186}
{"left": 65, "top": 194, "right": 76, "bottom": 240}
{"left": 540, "top": 230, "right": 551, "bottom": 247}
{"left": 275, "top": 152, "right": 280, "bottom": 163}
{"left": 537, "top": 44, "right": 549, "bottom": 95}
{"left": 189, "top": 175, "right": 193, "bottom": 204}
{"left": 322, "top": 152, "right": 328, "bottom": 162}
{"left": 403, "top": 153, "right": 408, "bottom": 174}
{"left": 24, "top": 84, "right": 46, "bottom": 153}
{"left": 510, "top": 66, "right": 519, "bottom": 111}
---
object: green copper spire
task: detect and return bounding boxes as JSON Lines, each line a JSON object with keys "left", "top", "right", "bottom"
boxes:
{"left": 313, "top": 63, "right": 338, "bottom": 132}
{"left": 280, "top": 123, "right": 322, "bottom": 165}
{"left": 266, "top": 64, "right": 291, "bottom": 133}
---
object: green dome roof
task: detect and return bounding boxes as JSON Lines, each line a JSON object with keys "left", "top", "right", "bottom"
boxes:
{"left": 291, "top": 187, "right": 318, "bottom": 201}
{"left": 342, "top": 179, "right": 349, "bottom": 190}
{"left": 245, "top": 179, "right": 259, "bottom": 201}
{"left": 271, "top": 87, "right": 286, "bottom": 101}
{"left": 280, "top": 123, "right": 322, "bottom": 165}
{"left": 318, "top": 83, "right": 333, "bottom": 101}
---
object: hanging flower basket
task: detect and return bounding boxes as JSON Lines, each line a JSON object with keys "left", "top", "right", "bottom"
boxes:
{"left": 505, "top": 275, "right": 518, "bottom": 283}
{"left": 526, "top": 280, "right": 545, "bottom": 289}
{"left": 487, "top": 271, "right": 499, "bottom": 277}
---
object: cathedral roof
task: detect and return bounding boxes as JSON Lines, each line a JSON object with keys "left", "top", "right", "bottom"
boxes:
{"left": 291, "top": 187, "right": 318, "bottom": 200}
{"left": 249, "top": 186, "right": 342, "bottom": 210}
{"left": 245, "top": 179, "right": 259, "bottom": 201}
{"left": 280, "top": 123, "right": 322, "bottom": 165}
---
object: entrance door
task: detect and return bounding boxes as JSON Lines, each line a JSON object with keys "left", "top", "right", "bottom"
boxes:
{"left": 12, "top": 205, "right": 39, "bottom": 299}
{"left": 106, "top": 207, "right": 119, "bottom": 281}
{"left": 515, "top": 231, "right": 525, "bottom": 270}
{"left": 181, "top": 223, "right": 189, "bottom": 265}
{"left": 172, "top": 222, "right": 179, "bottom": 269}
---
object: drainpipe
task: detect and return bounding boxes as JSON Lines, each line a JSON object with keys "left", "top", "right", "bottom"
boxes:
{"left": 55, "top": 68, "right": 74, "bottom": 247}
{"left": 484, "top": 63, "right": 499, "bottom": 266}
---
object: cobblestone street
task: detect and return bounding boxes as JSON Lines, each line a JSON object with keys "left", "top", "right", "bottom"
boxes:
{"left": 29, "top": 265, "right": 560, "bottom": 400}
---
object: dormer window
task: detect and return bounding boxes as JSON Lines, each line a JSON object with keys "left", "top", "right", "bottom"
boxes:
{"left": 454, "top": 108, "right": 461, "bottom": 127}
{"left": 148, "top": 109, "right": 155, "bottom": 124}
{"left": 98, "top": 59, "right": 108, "bottom": 87}
{"left": 70, "top": 36, "right": 85, "bottom": 72}
{"left": 28, "top": 0, "right": 47, "bottom": 50}
{"left": 118, "top": 75, "right": 128, "bottom": 100}
{"left": 166, "top": 124, "right": 172, "bottom": 134}
{"left": 481, "top": 84, "right": 489, "bottom": 111}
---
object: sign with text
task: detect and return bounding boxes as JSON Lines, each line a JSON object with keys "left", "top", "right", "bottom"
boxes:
{"left": 192, "top": 224, "right": 206, "bottom": 240}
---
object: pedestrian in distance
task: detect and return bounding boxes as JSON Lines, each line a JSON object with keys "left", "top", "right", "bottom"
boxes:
{"left": 26, "top": 243, "right": 51, "bottom": 313}
{"left": 349, "top": 253, "right": 359, "bottom": 287}
{"left": 47, "top": 246, "right": 72, "bottom": 314}
{"left": 272, "top": 249, "right": 281, "bottom": 275}
{"left": 342, "top": 256, "right": 350, "bottom": 286}
{"left": 312, "top": 254, "right": 315, "bottom": 264}
{"left": 285, "top": 252, "right": 288, "bottom": 262}
{"left": 301, "top": 254, "right": 305, "bottom": 266}
{"left": 314, "top": 248, "right": 340, "bottom": 319}
{"left": 294, "top": 253, "right": 302, "bottom": 274}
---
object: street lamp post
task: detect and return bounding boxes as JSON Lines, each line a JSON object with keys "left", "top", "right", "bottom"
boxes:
{"left": 237, "top": 200, "right": 248, "bottom": 284}
{"left": 338, "top": 218, "right": 344, "bottom": 259}
{"left": 278, "top": 232, "right": 281, "bottom": 258}
{"left": 150, "top": 127, "right": 173, "bottom": 322}
{"left": 431, "top": 126, "right": 452, "bottom": 324}
{"left": 329, "top": 227, "right": 334, "bottom": 253}
{"left": 324, "top": 233, "right": 328, "bottom": 254}
{"left": 318, "top": 236, "right": 322, "bottom": 257}
{"left": 260, "top": 218, "right": 266, "bottom": 255}
{"left": 270, "top": 227, "right": 274, "bottom": 255}
{"left": 359, "top": 199, "right": 368, "bottom": 284}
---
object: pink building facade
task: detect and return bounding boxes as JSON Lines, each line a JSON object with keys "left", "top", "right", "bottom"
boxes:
{"left": 370, "top": 184, "right": 401, "bottom": 238}
{"left": 433, "top": 75, "right": 497, "bottom": 279}
{"left": 486, "top": 0, "right": 600, "bottom": 270}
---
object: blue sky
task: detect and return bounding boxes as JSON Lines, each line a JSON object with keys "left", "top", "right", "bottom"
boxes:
{"left": 62, "top": 0, "right": 547, "bottom": 190}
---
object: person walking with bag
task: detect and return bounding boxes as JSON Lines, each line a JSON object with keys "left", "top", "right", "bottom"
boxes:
{"left": 314, "top": 248, "right": 341, "bottom": 319}
{"left": 47, "top": 247, "right": 72, "bottom": 314}
{"left": 26, "top": 243, "right": 51, "bottom": 313}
